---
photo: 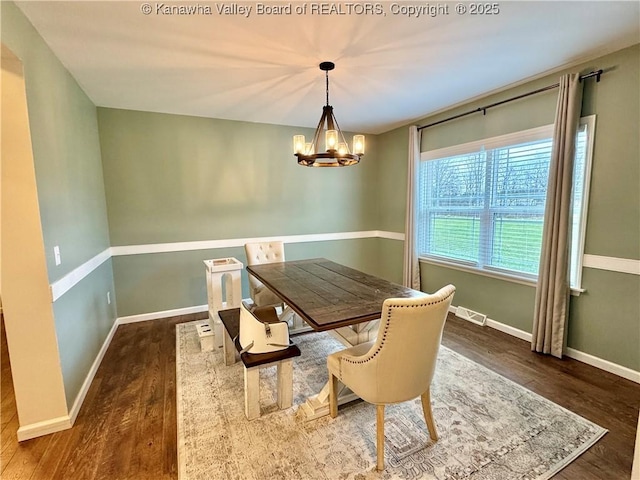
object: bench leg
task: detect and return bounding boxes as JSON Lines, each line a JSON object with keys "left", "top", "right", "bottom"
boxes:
{"left": 244, "top": 366, "right": 260, "bottom": 420}
{"left": 223, "top": 329, "right": 236, "bottom": 366}
{"left": 276, "top": 359, "right": 293, "bottom": 410}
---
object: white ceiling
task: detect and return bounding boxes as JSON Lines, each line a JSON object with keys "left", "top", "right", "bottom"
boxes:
{"left": 15, "top": 1, "right": 640, "bottom": 134}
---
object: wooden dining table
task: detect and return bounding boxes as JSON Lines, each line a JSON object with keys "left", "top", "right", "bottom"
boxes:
{"left": 246, "top": 258, "right": 425, "bottom": 418}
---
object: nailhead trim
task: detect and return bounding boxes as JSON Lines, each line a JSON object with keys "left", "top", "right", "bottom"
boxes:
{"left": 340, "top": 290, "right": 455, "bottom": 373}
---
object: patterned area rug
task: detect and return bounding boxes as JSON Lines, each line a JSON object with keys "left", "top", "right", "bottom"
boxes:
{"left": 176, "top": 321, "right": 606, "bottom": 480}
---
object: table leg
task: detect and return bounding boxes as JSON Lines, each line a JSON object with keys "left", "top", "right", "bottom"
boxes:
{"left": 280, "top": 306, "right": 313, "bottom": 335}
{"left": 357, "top": 319, "right": 379, "bottom": 343}
{"left": 331, "top": 320, "right": 379, "bottom": 347}
{"left": 300, "top": 381, "right": 359, "bottom": 420}
{"left": 299, "top": 321, "right": 378, "bottom": 420}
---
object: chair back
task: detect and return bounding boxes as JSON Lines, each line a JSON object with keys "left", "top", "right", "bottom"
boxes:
{"left": 244, "top": 241, "right": 285, "bottom": 299}
{"left": 345, "top": 284, "right": 455, "bottom": 405}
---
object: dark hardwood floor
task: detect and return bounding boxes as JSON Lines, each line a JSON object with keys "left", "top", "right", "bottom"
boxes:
{"left": 1, "top": 312, "right": 638, "bottom": 479}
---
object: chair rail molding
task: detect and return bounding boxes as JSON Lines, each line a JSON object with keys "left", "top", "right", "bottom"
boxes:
{"left": 110, "top": 230, "right": 405, "bottom": 256}
{"left": 582, "top": 254, "right": 640, "bottom": 276}
{"left": 49, "top": 232, "right": 405, "bottom": 304}
{"left": 49, "top": 248, "right": 111, "bottom": 301}
{"left": 48, "top": 239, "right": 638, "bottom": 306}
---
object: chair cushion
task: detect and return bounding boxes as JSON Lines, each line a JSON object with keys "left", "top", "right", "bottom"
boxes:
{"left": 327, "top": 341, "right": 375, "bottom": 377}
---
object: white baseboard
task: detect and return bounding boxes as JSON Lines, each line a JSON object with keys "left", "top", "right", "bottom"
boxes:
{"left": 565, "top": 347, "right": 640, "bottom": 384}
{"left": 19, "top": 316, "right": 119, "bottom": 440}
{"left": 448, "top": 305, "right": 640, "bottom": 384}
{"left": 68, "top": 316, "right": 120, "bottom": 425}
{"left": 59, "top": 304, "right": 209, "bottom": 440}
{"left": 17, "top": 415, "right": 72, "bottom": 442}
{"left": 484, "top": 318, "right": 532, "bottom": 342}
{"left": 116, "top": 304, "right": 208, "bottom": 324}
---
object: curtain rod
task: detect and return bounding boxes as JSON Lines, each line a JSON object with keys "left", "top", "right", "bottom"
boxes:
{"left": 417, "top": 70, "right": 604, "bottom": 131}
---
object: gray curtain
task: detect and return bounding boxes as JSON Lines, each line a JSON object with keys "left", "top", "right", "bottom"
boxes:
{"left": 532, "top": 73, "right": 583, "bottom": 358}
{"left": 403, "top": 126, "right": 421, "bottom": 290}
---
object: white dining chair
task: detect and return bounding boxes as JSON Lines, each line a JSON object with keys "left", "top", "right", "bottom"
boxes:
{"left": 244, "top": 241, "right": 285, "bottom": 308}
{"left": 327, "top": 284, "right": 456, "bottom": 471}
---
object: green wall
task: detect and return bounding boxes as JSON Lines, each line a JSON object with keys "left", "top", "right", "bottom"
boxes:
{"left": 377, "top": 127, "right": 408, "bottom": 235}
{"left": 97, "top": 108, "right": 381, "bottom": 316}
{"left": 53, "top": 261, "right": 116, "bottom": 407}
{"left": 1, "top": 2, "right": 116, "bottom": 409}
{"left": 98, "top": 109, "right": 380, "bottom": 245}
{"left": 377, "top": 44, "right": 640, "bottom": 370}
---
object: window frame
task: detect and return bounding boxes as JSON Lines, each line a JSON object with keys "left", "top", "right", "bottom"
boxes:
{"left": 417, "top": 115, "right": 596, "bottom": 293}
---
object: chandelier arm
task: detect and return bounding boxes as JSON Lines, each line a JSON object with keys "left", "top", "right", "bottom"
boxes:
{"left": 311, "top": 107, "right": 329, "bottom": 153}
{"left": 325, "top": 106, "right": 335, "bottom": 132}
{"left": 329, "top": 112, "right": 352, "bottom": 154}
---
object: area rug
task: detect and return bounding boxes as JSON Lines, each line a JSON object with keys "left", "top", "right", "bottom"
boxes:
{"left": 176, "top": 321, "right": 606, "bottom": 480}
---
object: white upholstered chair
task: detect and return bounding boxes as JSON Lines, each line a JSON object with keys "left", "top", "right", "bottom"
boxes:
{"left": 327, "top": 284, "right": 456, "bottom": 471}
{"left": 244, "top": 241, "right": 285, "bottom": 308}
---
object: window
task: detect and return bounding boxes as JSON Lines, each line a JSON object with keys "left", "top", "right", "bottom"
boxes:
{"left": 417, "top": 116, "right": 594, "bottom": 289}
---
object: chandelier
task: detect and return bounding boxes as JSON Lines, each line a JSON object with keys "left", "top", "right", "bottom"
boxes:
{"left": 293, "top": 62, "right": 365, "bottom": 167}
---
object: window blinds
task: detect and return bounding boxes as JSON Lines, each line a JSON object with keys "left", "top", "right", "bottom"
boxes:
{"left": 418, "top": 119, "right": 593, "bottom": 287}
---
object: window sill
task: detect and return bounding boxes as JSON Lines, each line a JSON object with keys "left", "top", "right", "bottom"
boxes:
{"left": 418, "top": 256, "right": 584, "bottom": 296}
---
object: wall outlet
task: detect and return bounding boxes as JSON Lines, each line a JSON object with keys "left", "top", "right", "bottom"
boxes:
{"left": 54, "top": 246, "right": 61, "bottom": 266}
{"left": 107, "top": 291, "right": 111, "bottom": 304}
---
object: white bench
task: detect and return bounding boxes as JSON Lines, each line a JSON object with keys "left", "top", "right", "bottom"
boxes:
{"left": 217, "top": 308, "right": 301, "bottom": 420}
